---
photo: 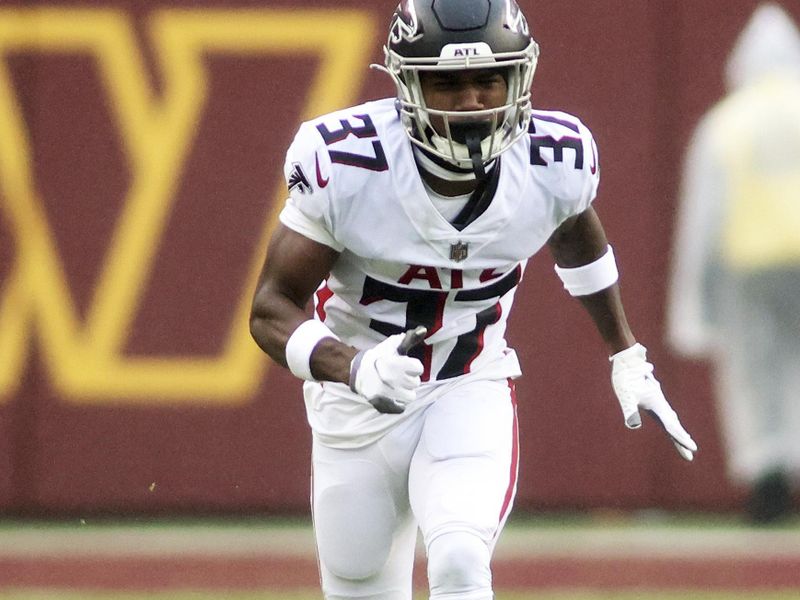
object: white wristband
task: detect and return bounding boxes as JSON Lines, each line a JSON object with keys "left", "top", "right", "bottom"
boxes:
{"left": 554, "top": 245, "right": 619, "bottom": 296}
{"left": 285, "top": 320, "right": 340, "bottom": 381}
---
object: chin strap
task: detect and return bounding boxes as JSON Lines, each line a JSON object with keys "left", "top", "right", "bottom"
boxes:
{"left": 464, "top": 130, "right": 487, "bottom": 180}
{"left": 412, "top": 145, "right": 480, "bottom": 182}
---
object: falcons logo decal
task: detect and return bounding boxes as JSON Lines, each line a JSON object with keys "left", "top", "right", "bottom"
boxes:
{"left": 504, "top": 1, "right": 530, "bottom": 36}
{"left": 287, "top": 162, "right": 312, "bottom": 194}
{"left": 389, "top": 0, "right": 422, "bottom": 44}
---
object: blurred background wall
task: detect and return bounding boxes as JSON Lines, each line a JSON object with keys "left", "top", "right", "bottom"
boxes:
{"left": 1, "top": 0, "right": 798, "bottom": 517}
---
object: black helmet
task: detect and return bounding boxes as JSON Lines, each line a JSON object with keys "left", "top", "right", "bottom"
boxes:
{"left": 374, "top": 0, "right": 539, "bottom": 170}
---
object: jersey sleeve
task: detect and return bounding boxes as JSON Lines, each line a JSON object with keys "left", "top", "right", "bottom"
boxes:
{"left": 556, "top": 116, "right": 600, "bottom": 220}
{"left": 278, "top": 121, "right": 345, "bottom": 252}
{"left": 529, "top": 111, "right": 601, "bottom": 223}
{"left": 574, "top": 122, "right": 600, "bottom": 214}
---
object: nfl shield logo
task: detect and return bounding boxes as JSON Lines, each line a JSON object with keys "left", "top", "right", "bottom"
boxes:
{"left": 449, "top": 241, "right": 469, "bottom": 262}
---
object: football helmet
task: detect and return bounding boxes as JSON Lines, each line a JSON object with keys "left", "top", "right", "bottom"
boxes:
{"left": 374, "top": 0, "right": 539, "bottom": 174}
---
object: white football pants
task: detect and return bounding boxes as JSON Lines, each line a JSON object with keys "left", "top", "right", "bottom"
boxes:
{"left": 311, "top": 378, "right": 519, "bottom": 600}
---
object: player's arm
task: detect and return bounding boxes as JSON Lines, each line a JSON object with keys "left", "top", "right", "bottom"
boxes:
{"left": 546, "top": 206, "right": 634, "bottom": 355}
{"left": 249, "top": 223, "right": 354, "bottom": 384}
{"left": 547, "top": 207, "right": 698, "bottom": 460}
{"left": 249, "top": 224, "right": 424, "bottom": 412}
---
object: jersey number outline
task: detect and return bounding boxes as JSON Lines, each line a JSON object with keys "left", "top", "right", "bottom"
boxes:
{"left": 359, "top": 266, "right": 521, "bottom": 381}
{"left": 316, "top": 114, "right": 389, "bottom": 172}
{"left": 528, "top": 115, "right": 584, "bottom": 169}
{"left": 529, "top": 135, "right": 584, "bottom": 169}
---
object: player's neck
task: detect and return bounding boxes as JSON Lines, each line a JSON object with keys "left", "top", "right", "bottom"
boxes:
{"left": 419, "top": 168, "right": 479, "bottom": 196}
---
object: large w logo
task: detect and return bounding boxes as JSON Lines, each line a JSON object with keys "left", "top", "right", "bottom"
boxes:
{"left": 0, "top": 8, "right": 375, "bottom": 404}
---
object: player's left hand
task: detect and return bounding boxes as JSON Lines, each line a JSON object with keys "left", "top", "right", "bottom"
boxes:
{"left": 610, "top": 343, "right": 698, "bottom": 461}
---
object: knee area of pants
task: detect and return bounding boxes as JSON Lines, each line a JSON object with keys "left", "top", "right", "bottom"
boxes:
{"left": 315, "top": 482, "right": 395, "bottom": 581}
{"left": 324, "top": 554, "right": 385, "bottom": 582}
{"left": 427, "top": 531, "right": 491, "bottom": 593}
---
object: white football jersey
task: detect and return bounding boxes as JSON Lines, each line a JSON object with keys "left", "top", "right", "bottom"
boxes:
{"left": 280, "top": 97, "right": 599, "bottom": 446}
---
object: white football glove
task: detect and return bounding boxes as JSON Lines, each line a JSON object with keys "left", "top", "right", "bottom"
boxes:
{"left": 610, "top": 343, "right": 698, "bottom": 461}
{"left": 349, "top": 327, "right": 426, "bottom": 414}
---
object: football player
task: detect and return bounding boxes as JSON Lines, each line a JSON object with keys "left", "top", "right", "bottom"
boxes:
{"left": 250, "top": 1, "right": 697, "bottom": 598}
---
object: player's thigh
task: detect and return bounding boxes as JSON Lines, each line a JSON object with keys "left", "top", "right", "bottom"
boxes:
{"left": 409, "top": 378, "right": 518, "bottom": 545}
{"left": 312, "top": 411, "right": 426, "bottom": 583}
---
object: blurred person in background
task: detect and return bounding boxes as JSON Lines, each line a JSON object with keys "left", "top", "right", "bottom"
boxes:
{"left": 667, "top": 2, "right": 800, "bottom": 524}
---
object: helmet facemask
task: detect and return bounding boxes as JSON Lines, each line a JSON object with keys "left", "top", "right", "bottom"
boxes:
{"left": 375, "top": 40, "right": 539, "bottom": 177}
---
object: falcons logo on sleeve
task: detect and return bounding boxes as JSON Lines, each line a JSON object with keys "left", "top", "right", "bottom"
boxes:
{"left": 287, "top": 162, "right": 312, "bottom": 194}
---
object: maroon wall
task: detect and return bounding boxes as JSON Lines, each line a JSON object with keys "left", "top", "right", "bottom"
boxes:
{"left": 1, "top": 0, "right": 797, "bottom": 516}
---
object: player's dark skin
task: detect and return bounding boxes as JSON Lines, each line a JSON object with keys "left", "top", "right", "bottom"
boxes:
{"left": 249, "top": 68, "right": 635, "bottom": 386}
{"left": 416, "top": 68, "right": 508, "bottom": 197}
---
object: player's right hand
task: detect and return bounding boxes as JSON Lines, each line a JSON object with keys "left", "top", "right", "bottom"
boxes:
{"left": 349, "top": 328, "right": 426, "bottom": 414}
